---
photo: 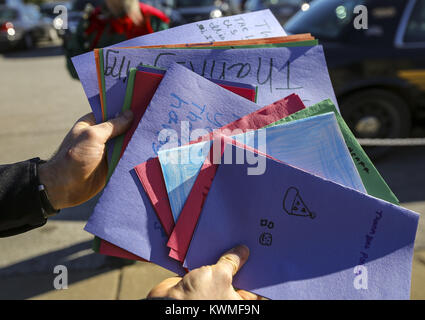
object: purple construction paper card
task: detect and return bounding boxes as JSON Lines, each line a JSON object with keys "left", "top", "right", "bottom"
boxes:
{"left": 100, "top": 45, "right": 337, "bottom": 122}
{"left": 104, "top": 65, "right": 256, "bottom": 165}
{"left": 184, "top": 145, "right": 419, "bottom": 300}
{"left": 84, "top": 63, "right": 262, "bottom": 274}
{"left": 71, "top": 9, "right": 286, "bottom": 124}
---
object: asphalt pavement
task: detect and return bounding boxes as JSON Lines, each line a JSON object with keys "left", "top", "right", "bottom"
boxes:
{"left": 0, "top": 42, "right": 424, "bottom": 300}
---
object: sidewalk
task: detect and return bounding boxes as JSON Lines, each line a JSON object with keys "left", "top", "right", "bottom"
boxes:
{"left": 1, "top": 262, "right": 176, "bottom": 300}
{"left": 2, "top": 252, "right": 424, "bottom": 300}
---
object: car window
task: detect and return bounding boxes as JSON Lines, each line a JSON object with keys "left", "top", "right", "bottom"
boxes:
{"left": 0, "top": 7, "right": 18, "bottom": 20}
{"left": 285, "top": 0, "right": 365, "bottom": 39}
{"left": 25, "top": 6, "right": 41, "bottom": 20}
{"left": 176, "top": 0, "right": 215, "bottom": 7}
{"left": 404, "top": 0, "right": 425, "bottom": 43}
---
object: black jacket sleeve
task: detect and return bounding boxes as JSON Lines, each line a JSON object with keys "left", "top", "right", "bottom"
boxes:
{"left": 0, "top": 158, "right": 47, "bottom": 237}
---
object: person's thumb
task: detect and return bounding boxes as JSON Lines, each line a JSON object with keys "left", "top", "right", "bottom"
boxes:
{"left": 215, "top": 245, "right": 250, "bottom": 278}
{"left": 93, "top": 110, "right": 133, "bottom": 143}
{"left": 147, "top": 277, "right": 182, "bottom": 298}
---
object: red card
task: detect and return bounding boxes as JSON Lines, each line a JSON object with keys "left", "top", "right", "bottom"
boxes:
{"left": 99, "top": 239, "right": 146, "bottom": 261}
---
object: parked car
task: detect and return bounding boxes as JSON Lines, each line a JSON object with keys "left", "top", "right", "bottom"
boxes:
{"left": 244, "top": 0, "right": 312, "bottom": 24}
{"left": 285, "top": 0, "right": 425, "bottom": 156}
{"left": 0, "top": 3, "right": 56, "bottom": 50}
{"left": 26, "top": 4, "right": 58, "bottom": 41}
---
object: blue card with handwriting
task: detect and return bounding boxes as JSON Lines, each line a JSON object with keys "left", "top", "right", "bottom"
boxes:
{"left": 159, "top": 113, "right": 366, "bottom": 222}
{"left": 84, "top": 63, "right": 263, "bottom": 274}
{"left": 184, "top": 145, "right": 419, "bottom": 300}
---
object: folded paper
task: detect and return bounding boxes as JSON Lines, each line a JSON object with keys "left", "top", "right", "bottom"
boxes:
{"left": 164, "top": 112, "right": 366, "bottom": 262}
{"left": 106, "top": 65, "right": 257, "bottom": 178}
{"left": 265, "top": 99, "right": 399, "bottom": 205}
{"left": 99, "top": 93, "right": 305, "bottom": 261}
{"left": 85, "top": 63, "right": 269, "bottom": 274}
{"left": 98, "top": 67, "right": 258, "bottom": 259}
{"left": 165, "top": 98, "right": 400, "bottom": 262}
{"left": 184, "top": 144, "right": 419, "bottom": 299}
{"left": 135, "top": 93, "right": 306, "bottom": 236}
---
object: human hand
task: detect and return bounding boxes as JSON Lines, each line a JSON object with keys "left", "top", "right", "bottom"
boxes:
{"left": 38, "top": 111, "right": 133, "bottom": 210}
{"left": 147, "top": 245, "right": 260, "bottom": 300}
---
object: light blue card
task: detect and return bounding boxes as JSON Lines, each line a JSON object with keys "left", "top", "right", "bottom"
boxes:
{"left": 159, "top": 112, "right": 366, "bottom": 222}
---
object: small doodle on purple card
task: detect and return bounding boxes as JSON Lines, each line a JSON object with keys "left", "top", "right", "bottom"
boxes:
{"left": 260, "top": 219, "right": 274, "bottom": 229}
{"left": 283, "top": 187, "right": 316, "bottom": 219}
{"left": 259, "top": 219, "right": 274, "bottom": 246}
{"left": 259, "top": 232, "right": 273, "bottom": 246}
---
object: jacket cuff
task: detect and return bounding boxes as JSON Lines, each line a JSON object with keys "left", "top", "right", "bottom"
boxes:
{"left": 0, "top": 158, "right": 47, "bottom": 237}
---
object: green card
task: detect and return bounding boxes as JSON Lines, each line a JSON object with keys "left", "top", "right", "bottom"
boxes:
{"left": 106, "top": 68, "right": 137, "bottom": 181}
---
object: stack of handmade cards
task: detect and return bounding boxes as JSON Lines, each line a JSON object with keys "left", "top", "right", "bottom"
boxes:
{"left": 71, "top": 9, "right": 419, "bottom": 299}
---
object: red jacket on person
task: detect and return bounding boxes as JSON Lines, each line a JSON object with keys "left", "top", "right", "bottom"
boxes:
{"left": 85, "top": 2, "right": 170, "bottom": 49}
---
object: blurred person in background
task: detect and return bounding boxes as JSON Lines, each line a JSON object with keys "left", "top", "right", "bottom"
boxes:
{"left": 64, "top": 0, "right": 169, "bottom": 78}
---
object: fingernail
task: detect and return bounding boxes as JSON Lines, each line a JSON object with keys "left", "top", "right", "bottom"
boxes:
{"left": 229, "top": 245, "right": 249, "bottom": 258}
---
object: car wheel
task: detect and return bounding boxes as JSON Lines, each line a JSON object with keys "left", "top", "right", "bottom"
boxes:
{"left": 340, "top": 89, "right": 411, "bottom": 159}
{"left": 23, "top": 33, "right": 34, "bottom": 49}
